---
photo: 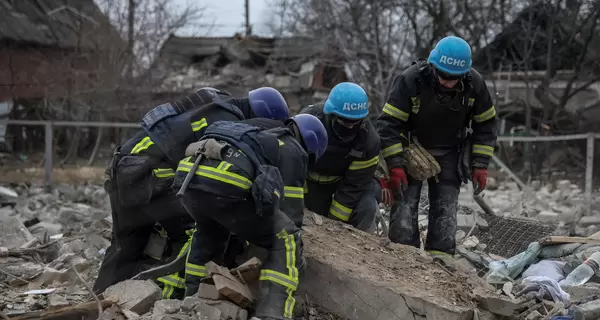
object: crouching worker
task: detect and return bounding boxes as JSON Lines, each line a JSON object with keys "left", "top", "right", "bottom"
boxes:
{"left": 93, "top": 86, "right": 290, "bottom": 297}
{"left": 174, "top": 114, "right": 327, "bottom": 320}
{"left": 300, "top": 82, "right": 381, "bottom": 232}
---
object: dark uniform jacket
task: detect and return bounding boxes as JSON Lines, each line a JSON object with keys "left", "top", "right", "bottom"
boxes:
{"left": 118, "top": 98, "right": 254, "bottom": 198}
{"left": 377, "top": 59, "right": 497, "bottom": 170}
{"left": 172, "top": 119, "right": 308, "bottom": 227}
{"left": 300, "top": 102, "right": 381, "bottom": 221}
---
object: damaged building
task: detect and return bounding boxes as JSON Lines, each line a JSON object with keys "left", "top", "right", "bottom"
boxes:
{"left": 0, "top": 0, "right": 124, "bottom": 152}
{"left": 473, "top": 2, "right": 600, "bottom": 135}
{"left": 152, "top": 34, "right": 349, "bottom": 114}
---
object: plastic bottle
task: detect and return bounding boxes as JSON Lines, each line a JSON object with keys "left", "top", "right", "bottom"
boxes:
{"left": 560, "top": 251, "right": 600, "bottom": 287}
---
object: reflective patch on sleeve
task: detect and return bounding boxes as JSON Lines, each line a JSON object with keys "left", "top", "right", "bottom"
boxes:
{"left": 382, "top": 143, "right": 403, "bottom": 158}
{"left": 472, "top": 106, "right": 496, "bottom": 123}
{"left": 349, "top": 155, "right": 379, "bottom": 170}
{"left": 382, "top": 103, "right": 409, "bottom": 122}
{"left": 131, "top": 136, "right": 154, "bottom": 154}
{"left": 472, "top": 144, "right": 494, "bottom": 157}
{"left": 191, "top": 118, "right": 208, "bottom": 132}
{"left": 153, "top": 168, "right": 175, "bottom": 178}
{"left": 284, "top": 186, "right": 304, "bottom": 199}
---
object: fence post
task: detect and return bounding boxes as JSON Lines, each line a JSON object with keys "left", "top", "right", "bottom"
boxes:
{"left": 44, "top": 122, "right": 53, "bottom": 186}
{"left": 586, "top": 133, "right": 595, "bottom": 215}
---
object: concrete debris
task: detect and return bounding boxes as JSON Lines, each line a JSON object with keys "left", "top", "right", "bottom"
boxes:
{"left": 103, "top": 280, "right": 162, "bottom": 314}
{"left": 0, "top": 183, "right": 112, "bottom": 317}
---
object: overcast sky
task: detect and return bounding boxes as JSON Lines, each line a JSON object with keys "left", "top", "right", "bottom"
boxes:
{"left": 179, "top": 0, "right": 271, "bottom": 37}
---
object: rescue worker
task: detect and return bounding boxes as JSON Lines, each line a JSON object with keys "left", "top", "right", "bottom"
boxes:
{"left": 299, "top": 82, "right": 381, "bottom": 232}
{"left": 93, "top": 87, "right": 290, "bottom": 298}
{"left": 377, "top": 36, "right": 497, "bottom": 255}
{"left": 174, "top": 114, "right": 327, "bottom": 320}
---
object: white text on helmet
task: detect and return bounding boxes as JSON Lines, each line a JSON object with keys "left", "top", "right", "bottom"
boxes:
{"left": 342, "top": 102, "right": 368, "bottom": 111}
{"left": 440, "top": 55, "right": 466, "bottom": 67}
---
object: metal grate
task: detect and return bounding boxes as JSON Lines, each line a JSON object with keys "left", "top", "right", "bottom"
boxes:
{"left": 476, "top": 212, "right": 557, "bottom": 258}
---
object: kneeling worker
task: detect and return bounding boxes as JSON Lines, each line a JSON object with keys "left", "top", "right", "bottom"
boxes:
{"left": 299, "top": 82, "right": 381, "bottom": 232}
{"left": 94, "top": 87, "right": 290, "bottom": 297}
{"left": 174, "top": 114, "right": 328, "bottom": 320}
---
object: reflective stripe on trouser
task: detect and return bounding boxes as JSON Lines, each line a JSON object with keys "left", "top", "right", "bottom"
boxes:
{"left": 156, "top": 229, "right": 193, "bottom": 299}
{"left": 305, "top": 180, "right": 379, "bottom": 232}
{"left": 178, "top": 189, "right": 303, "bottom": 320}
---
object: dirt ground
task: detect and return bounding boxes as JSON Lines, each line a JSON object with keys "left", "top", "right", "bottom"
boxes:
{"left": 301, "top": 211, "right": 490, "bottom": 312}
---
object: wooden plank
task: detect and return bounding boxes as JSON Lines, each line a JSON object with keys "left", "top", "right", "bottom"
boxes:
{"left": 541, "top": 236, "right": 600, "bottom": 245}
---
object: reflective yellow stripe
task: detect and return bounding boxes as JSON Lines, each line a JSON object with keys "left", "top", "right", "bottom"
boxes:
{"left": 216, "top": 161, "right": 232, "bottom": 171}
{"left": 157, "top": 275, "right": 186, "bottom": 289}
{"left": 178, "top": 160, "right": 252, "bottom": 190}
{"left": 185, "top": 263, "right": 208, "bottom": 277}
{"left": 191, "top": 118, "right": 208, "bottom": 132}
{"left": 162, "top": 284, "right": 175, "bottom": 299}
{"left": 283, "top": 186, "right": 304, "bottom": 199}
{"left": 259, "top": 269, "right": 298, "bottom": 291}
{"left": 307, "top": 172, "right": 340, "bottom": 183}
{"left": 472, "top": 144, "right": 494, "bottom": 157}
{"left": 382, "top": 143, "right": 403, "bottom": 157}
{"left": 329, "top": 199, "right": 352, "bottom": 222}
{"left": 382, "top": 103, "right": 409, "bottom": 122}
{"left": 468, "top": 98, "right": 475, "bottom": 107}
{"left": 411, "top": 97, "right": 420, "bottom": 114}
{"left": 157, "top": 234, "right": 192, "bottom": 298}
{"left": 284, "top": 288, "right": 296, "bottom": 318}
{"left": 131, "top": 136, "right": 154, "bottom": 154}
{"left": 303, "top": 181, "right": 308, "bottom": 194}
{"left": 153, "top": 168, "right": 175, "bottom": 178}
{"left": 349, "top": 155, "right": 379, "bottom": 170}
{"left": 472, "top": 105, "right": 496, "bottom": 123}
{"left": 278, "top": 139, "right": 284, "bottom": 146}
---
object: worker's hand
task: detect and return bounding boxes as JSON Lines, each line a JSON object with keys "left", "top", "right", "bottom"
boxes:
{"left": 472, "top": 168, "right": 488, "bottom": 195}
{"left": 389, "top": 168, "right": 408, "bottom": 198}
{"left": 378, "top": 178, "right": 394, "bottom": 207}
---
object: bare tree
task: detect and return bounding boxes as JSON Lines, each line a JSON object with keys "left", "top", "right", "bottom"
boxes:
{"left": 268, "top": 0, "right": 524, "bottom": 114}
{"left": 268, "top": 0, "right": 411, "bottom": 114}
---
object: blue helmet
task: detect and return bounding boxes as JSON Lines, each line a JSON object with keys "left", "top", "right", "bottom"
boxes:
{"left": 427, "top": 36, "right": 472, "bottom": 75}
{"left": 248, "top": 87, "right": 289, "bottom": 120}
{"left": 288, "top": 114, "right": 328, "bottom": 161}
{"left": 323, "top": 82, "right": 369, "bottom": 120}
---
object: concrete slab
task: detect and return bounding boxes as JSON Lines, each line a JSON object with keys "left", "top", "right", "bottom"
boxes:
{"left": 299, "top": 210, "right": 499, "bottom": 320}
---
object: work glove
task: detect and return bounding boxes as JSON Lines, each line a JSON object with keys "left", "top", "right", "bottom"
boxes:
{"left": 472, "top": 168, "right": 488, "bottom": 195}
{"left": 378, "top": 178, "right": 394, "bottom": 207}
{"left": 389, "top": 168, "right": 408, "bottom": 198}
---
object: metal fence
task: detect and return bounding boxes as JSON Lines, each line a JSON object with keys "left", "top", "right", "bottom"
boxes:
{"left": 5, "top": 120, "right": 600, "bottom": 213}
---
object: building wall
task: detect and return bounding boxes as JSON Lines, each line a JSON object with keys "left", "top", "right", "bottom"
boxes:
{"left": 0, "top": 45, "right": 109, "bottom": 102}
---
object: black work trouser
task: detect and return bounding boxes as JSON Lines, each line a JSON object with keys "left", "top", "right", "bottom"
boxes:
{"left": 305, "top": 179, "right": 380, "bottom": 232}
{"left": 181, "top": 190, "right": 302, "bottom": 320}
{"left": 388, "top": 149, "right": 461, "bottom": 255}
{"left": 93, "top": 178, "right": 192, "bottom": 294}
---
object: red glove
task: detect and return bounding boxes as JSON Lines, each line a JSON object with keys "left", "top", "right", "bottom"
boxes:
{"left": 378, "top": 178, "right": 394, "bottom": 207}
{"left": 472, "top": 168, "right": 488, "bottom": 195}
{"left": 389, "top": 168, "right": 408, "bottom": 194}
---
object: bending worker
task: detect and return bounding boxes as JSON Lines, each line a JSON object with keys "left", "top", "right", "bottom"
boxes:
{"left": 299, "top": 82, "right": 381, "bottom": 232}
{"left": 174, "top": 114, "right": 328, "bottom": 320}
{"left": 93, "top": 87, "right": 290, "bottom": 298}
{"left": 377, "top": 36, "right": 497, "bottom": 255}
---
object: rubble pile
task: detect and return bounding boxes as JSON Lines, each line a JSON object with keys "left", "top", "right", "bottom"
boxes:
{"left": 0, "top": 183, "right": 112, "bottom": 318}
{"left": 476, "top": 178, "right": 600, "bottom": 236}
